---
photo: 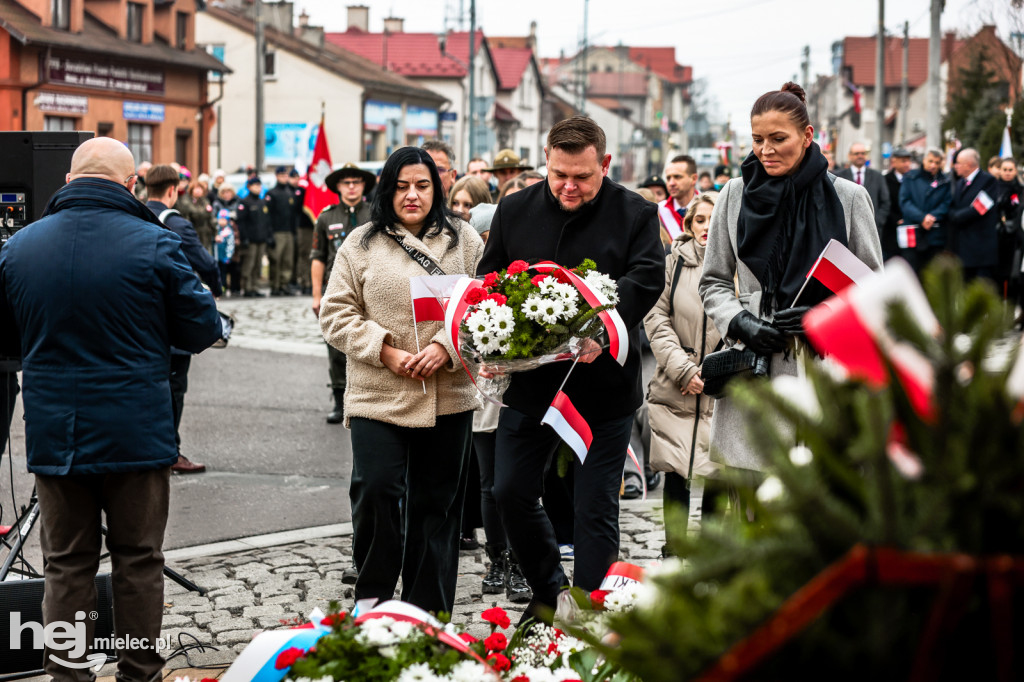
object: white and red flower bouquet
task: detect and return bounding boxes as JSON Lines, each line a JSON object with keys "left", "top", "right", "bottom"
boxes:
{"left": 446, "top": 259, "right": 624, "bottom": 401}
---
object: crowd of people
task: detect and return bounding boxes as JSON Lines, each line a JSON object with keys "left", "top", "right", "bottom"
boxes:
{"left": 4, "top": 78, "right": 1023, "bottom": 679}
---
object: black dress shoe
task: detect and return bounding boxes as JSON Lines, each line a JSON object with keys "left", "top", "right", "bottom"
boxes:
{"left": 646, "top": 470, "right": 662, "bottom": 491}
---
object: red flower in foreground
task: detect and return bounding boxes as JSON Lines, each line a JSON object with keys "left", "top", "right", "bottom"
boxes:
{"left": 552, "top": 269, "right": 572, "bottom": 284}
{"left": 481, "top": 607, "right": 511, "bottom": 629}
{"left": 465, "top": 287, "right": 486, "bottom": 305}
{"left": 458, "top": 632, "right": 479, "bottom": 644}
{"left": 274, "top": 647, "right": 306, "bottom": 669}
{"left": 483, "top": 632, "right": 508, "bottom": 652}
{"left": 507, "top": 260, "right": 529, "bottom": 275}
{"left": 553, "top": 628, "right": 565, "bottom": 639}
{"left": 512, "top": 676, "right": 531, "bottom": 682}
{"left": 531, "top": 274, "right": 549, "bottom": 287}
{"left": 547, "top": 641, "right": 560, "bottom": 655}
{"left": 482, "top": 271, "right": 500, "bottom": 288}
{"left": 590, "top": 589, "right": 609, "bottom": 609}
{"left": 484, "top": 293, "right": 508, "bottom": 306}
{"left": 320, "top": 612, "right": 346, "bottom": 627}
{"left": 487, "top": 653, "right": 512, "bottom": 671}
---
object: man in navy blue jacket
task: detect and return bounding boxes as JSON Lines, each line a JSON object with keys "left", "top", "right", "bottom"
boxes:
{"left": 146, "top": 164, "right": 221, "bottom": 474}
{"left": 0, "top": 137, "right": 222, "bottom": 681}
{"left": 899, "top": 148, "right": 952, "bottom": 274}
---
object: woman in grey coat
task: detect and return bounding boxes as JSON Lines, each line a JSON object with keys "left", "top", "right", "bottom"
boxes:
{"left": 698, "top": 82, "right": 883, "bottom": 474}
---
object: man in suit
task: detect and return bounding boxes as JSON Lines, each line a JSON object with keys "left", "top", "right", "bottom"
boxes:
{"left": 948, "top": 147, "right": 1001, "bottom": 283}
{"left": 881, "top": 147, "right": 913, "bottom": 261}
{"left": 837, "top": 142, "right": 890, "bottom": 238}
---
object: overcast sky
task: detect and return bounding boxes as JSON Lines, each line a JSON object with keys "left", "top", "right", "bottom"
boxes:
{"left": 296, "top": 0, "right": 1021, "bottom": 142}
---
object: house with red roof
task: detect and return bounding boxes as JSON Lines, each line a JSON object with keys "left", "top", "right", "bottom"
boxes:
{"left": 195, "top": 1, "right": 446, "bottom": 169}
{"left": 326, "top": 8, "right": 500, "bottom": 170}
{"left": 544, "top": 45, "right": 692, "bottom": 178}
{"left": 489, "top": 32, "right": 545, "bottom": 167}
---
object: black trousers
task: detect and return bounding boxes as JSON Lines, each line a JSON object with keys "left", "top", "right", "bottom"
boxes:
{"left": 494, "top": 407, "right": 633, "bottom": 603}
{"left": 169, "top": 354, "right": 190, "bottom": 454}
{"left": 349, "top": 411, "right": 473, "bottom": 614}
{"left": 474, "top": 431, "right": 504, "bottom": 546}
{"left": 1, "top": 371, "right": 18, "bottom": 455}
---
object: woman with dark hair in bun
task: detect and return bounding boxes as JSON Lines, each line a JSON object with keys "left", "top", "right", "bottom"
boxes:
{"left": 698, "top": 82, "right": 883, "bottom": 475}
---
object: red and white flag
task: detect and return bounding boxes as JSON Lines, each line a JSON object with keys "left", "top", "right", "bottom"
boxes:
{"left": 972, "top": 190, "right": 994, "bottom": 215}
{"left": 303, "top": 117, "right": 335, "bottom": 222}
{"left": 803, "top": 259, "right": 938, "bottom": 418}
{"left": 804, "top": 239, "right": 875, "bottom": 295}
{"left": 897, "top": 225, "right": 917, "bottom": 249}
{"left": 657, "top": 199, "right": 684, "bottom": 241}
{"left": 541, "top": 391, "right": 593, "bottom": 463}
{"left": 411, "top": 274, "right": 465, "bottom": 323}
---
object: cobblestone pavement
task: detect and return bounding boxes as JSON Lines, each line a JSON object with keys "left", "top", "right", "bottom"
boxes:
{"left": 216, "top": 293, "right": 326, "bottom": 357}
{"left": 149, "top": 496, "right": 665, "bottom": 674}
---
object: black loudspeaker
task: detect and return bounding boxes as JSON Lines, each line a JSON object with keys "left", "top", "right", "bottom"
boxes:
{"left": 0, "top": 131, "right": 94, "bottom": 246}
{"left": 0, "top": 573, "right": 115, "bottom": 674}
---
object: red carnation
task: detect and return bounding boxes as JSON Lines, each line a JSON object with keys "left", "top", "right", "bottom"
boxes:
{"left": 274, "top": 647, "right": 305, "bottom": 670}
{"left": 458, "top": 632, "right": 479, "bottom": 644}
{"left": 483, "top": 632, "right": 508, "bottom": 652}
{"left": 320, "top": 612, "right": 346, "bottom": 627}
{"left": 506, "top": 260, "right": 529, "bottom": 276}
{"left": 487, "top": 653, "right": 512, "bottom": 672}
{"left": 465, "top": 287, "right": 486, "bottom": 305}
{"left": 512, "top": 677, "right": 531, "bottom": 682}
{"left": 531, "top": 274, "right": 549, "bottom": 287}
{"left": 484, "top": 293, "right": 508, "bottom": 306}
{"left": 547, "top": 641, "right": 560, "bottom": 655}
{"left": 552, "top": 269, "right": 572, "bottom": 284}
{"left": 590, "top": 589, "right": 609, "bottom": 609}
{"left": 482, "top": 271, "right": 499, "bottom": 288}
{"left": 481, "top": 607, "right": 511, "bottom": 630}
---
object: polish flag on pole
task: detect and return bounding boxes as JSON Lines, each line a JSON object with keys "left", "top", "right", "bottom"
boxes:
{"left": 796, "top": 239, "right": 876, "bottom": 302}
{"left": 303, "top": 115, "right": 335, "bottom": 223}
{"left": 803, "top": 259, "right": 939, "bottom": 418}
{"left": 410, "top": 274, "right": 465, "bottom": 323}
{"left": 972, "top": 190, "right": 994, "bottom": 215}
{"left": 541, "top": 390, "right": 593, "bottom": 463}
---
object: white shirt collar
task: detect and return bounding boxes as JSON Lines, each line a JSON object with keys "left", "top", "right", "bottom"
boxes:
{"left": 966, "top": 168, "right": 980, "bottom": 184}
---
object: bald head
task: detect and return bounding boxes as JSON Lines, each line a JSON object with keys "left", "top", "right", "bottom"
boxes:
{"left": 67, "top": 138, "right": 136, "bottom": 184}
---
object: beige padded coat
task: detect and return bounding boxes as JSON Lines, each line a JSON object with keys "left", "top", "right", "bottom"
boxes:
{"left": 319, "top": 220, "right": 484, "bottom": 428}
{"left": 644, "top": 237, "right": 723, "bottom": 479}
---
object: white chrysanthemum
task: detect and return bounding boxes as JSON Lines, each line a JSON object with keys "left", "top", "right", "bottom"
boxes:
{"left": 388, "top": 619, "right": 415, "bottom": 639}
{"left": 536, "top": 275, "right": 558, "bottom": 293}
{"left": 521, "top": 294, "right": 546, "bottom": 321}
{"left": 539, "top": 297, "right": 566, "bottom": 325}
{"left": 603, "top": 590, "right": 628, "bottom": 611}
{"left": 772, "top": 374, "right": 823, "bottom": 422}
{"left": 633, "top": 580, "right": 661, "bottom": 610}
{"left": 756, "top": 475, "right": 785, "bottom": 503}
{"left": 789, "top": 444, "right": 814, "bottom": 466}
{"left": 476, "top": 298, "right": 498, "bottom": 315}
{"left": 448, "top": 661, "right": 489, "bottom": 682}
{"left": 465, "top": 310, "right": 494, "bottom": 336}
{"left": 553, "top": 281, "right": 577, "bottom": 301}
{"left": 379, "top": 645, "right": 398, "bottom": 659}
{"left": 397, "top": 663, "right": 439, "bottom": 682}
{"left": 583, "top": 271, "right": 619, "bottom": 304}
{"left": 490, "top": 305, "right": 515, "bottom": 337}
{"left": 472, "top": 330, "right": 503, "bottom": 355}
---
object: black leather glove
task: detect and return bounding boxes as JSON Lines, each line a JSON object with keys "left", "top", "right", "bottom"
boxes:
{"left": 771, "top": 306, "right": 812, "bottom": 336}
{"left": 728, "top": 311, "right": 787, "bottom": 355}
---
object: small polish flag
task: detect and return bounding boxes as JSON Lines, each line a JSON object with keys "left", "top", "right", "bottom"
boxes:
{"left": 972, "top": 190, "right": 994, "bottom": 215}
{"left": 804, "top": 259, "right": 939, "bottom": 418}
{"left": 541, "top": 391, "right": 593, "bottom": 463}
{"left": 805, "top": 239, "right": 876, "bottom": 295}
{"left": 410, "top": 274, "right": 465, "bottom": 323}
{"left": 657, "top": 199, "right": 684, "bottom": 241}
{"left": 599, "top": 561, "right": 645, "bottom": 592}
{"left": 897, "top": 225, "right": 917, "bottom": 249}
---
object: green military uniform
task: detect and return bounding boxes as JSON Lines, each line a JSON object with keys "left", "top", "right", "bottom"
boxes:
{"left": 312, "top": 200, "right": 372, "bottom": 394}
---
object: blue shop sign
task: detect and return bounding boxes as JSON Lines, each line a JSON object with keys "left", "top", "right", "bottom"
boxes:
{"left": 123, "top": 101, "right": 165, "bottom": 122}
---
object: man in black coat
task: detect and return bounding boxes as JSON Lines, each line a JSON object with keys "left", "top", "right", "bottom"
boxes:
{"left": 948, "top": 147, "right": 1001, "bottom": 283}
{"left": 477, "top": 116, "right": 664, "bottom": 620}
{"left": 837, "top": 142, "right": 890, "bottom": 235}
{"left": 882, "top": 147, "right": 913, "bottom": 261}
{"left": 236, "top": 178, "right": 275, "bottom": 297}
{"left": 146, "top": 165, "right": 222, "bottom": 475}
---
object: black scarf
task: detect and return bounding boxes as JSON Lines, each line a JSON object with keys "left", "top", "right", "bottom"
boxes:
{"left": 736, "top": 142, "right": 846, "bottom": 316}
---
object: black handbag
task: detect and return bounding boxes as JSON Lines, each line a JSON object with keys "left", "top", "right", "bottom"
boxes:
{"left": 701, "top": 347, "right": 770, "bottom": 399}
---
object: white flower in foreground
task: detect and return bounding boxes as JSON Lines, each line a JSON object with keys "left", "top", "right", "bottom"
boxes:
{"left": 522, "top": 294, "right": 545, "bottom": 321}
{"left": 398, "top": 663, "right": 439, "bottom": 682}
{"left": 465, "top": 310, "right": 494, "bottom": 335}
{"left": 634, "top": 580, "right": 661, "bottom": 610}
{"left": 539, "top": 297, "right": 566, "bottom": 325}
{"left": 583, "top": 271, "right": 619, "bottom": 304}
{"left": 789, "top": 444, "right": 814, "bottom": 466}
{"left": 472, "top": 331, "right": 503, "bottom": 355}
{"left": 603, "top": 590, "right": 628, "bottom": 612}
{"left": 490, "top": 305, "right": 515, "bottom": 337}
{"left": 388, "top": 619, "right": 415, "bottom": 639}
{"left": 756, "top": 475, "right": 785, "bottom": 503}
{"left": 772, "top": 374, "right": 823, "bottom": 422}
{"left": 448, "top": 660, "right": 489, "bottom": 682}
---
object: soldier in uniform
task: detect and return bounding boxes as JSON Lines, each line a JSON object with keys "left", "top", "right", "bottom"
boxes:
{"left": 267, "top": 166, "right": 298, "bottom": 296}
{"left": 485, "top": 149, "right": 534, "bottom": 199}
{"left": 311, "top": 163, "right": 375, "bottom": 424}
{"left": 236, "top": 177, "right": 275, "bottom": 297}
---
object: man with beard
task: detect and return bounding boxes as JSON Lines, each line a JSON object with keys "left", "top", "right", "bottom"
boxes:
{"left": 477, "top": 116, "right": 664, "bottom": 623}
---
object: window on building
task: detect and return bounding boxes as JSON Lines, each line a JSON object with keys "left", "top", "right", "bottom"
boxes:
{"left": 127, "top": 2, "right": 144, "bottom": 43}
{"left": 176, "top": 11, "right": 189, "bottom": 49}
{"left": 51, "top": 0, "right": 70, "bottom": 30}
{"left": 175, "top": 129, "right": 192, "bottom": 168}
{"left": 44, "top": 116, "right": 76, "bottom": 131}
{"left": 127, "top": 123, "right": 153, "bottom": 164}
{"left": 264, "top": 51, "right": 276, "bottom": 78}
{"left": 205, "top": 44, "right": 225, "bottom": 81}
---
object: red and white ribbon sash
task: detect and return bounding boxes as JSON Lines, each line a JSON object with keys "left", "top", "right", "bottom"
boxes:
{"left": 657, "top": 199, "right": 684, "bottom": 241}
{"left": 531, "top": 261, "right": 629, "bottom": 367}
{"left": 355, "top": 600, "right": 493, "bottom": 669}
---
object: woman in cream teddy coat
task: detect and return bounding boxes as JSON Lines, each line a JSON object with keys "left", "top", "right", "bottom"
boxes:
{"left": 320, "top": 147, "right": 483, "bottom": 614}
